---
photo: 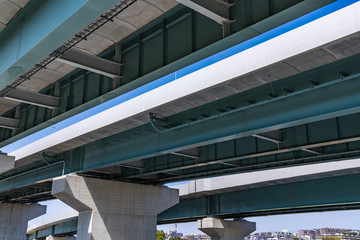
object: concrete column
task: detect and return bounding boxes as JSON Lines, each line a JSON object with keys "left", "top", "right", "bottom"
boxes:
{"left": 198, "top": 217, "right": 256, "bottom": 240}
{"left": 52, "top": 175, "right": 179, "bottom": 240}
{"left": 0, "top": 203, "right": 46, "bottom": 240}
{"left": 46, "top": 236, "right": 76, "bottom": 240}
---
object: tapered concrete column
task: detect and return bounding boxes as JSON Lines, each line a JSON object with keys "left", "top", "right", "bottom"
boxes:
{"left": 46, "top": 236, "right": 76, "bottom": 240}
{"left": 52, "top": 175, "right": 179, "bottom": 240}
{"left": 198, "top": 217, "right": 256, "bottom": 240}
{"left": 0, "top": 203, "right": 46, "bottom": 240}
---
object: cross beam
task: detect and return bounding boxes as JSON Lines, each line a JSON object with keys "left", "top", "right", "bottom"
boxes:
{"left": 0, "top": 117, "right": 19, "bottom": 130}
{"left": 176, "top": 0, "right": 234, "bottom": 36}
{"left": 57, "top": 49, "right": 122, "bottom": 78}
{"left": 4, "top": 88, "right": 59, "bottom": 109}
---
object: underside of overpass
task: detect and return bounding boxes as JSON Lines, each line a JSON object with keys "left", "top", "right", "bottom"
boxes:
{"left": 0, "top": 0, "right": 359, "bottom": 230}
{"left": 25, "top": 170, "right": 360, "bottom": 239}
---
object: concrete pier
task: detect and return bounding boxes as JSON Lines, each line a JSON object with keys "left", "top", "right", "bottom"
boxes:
{"left": 198, "top": 217, "right": 256, "bottom": 240}
{"left": 0, "top": 203, "right": 46, "bottom": 240}
{"left": 52, "top": 175, "right": 179, "bottom": 240}
{"left": 46, "top": 236, "right": 76, "bottom": 240}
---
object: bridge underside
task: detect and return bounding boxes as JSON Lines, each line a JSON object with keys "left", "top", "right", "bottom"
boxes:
{"left": 0, "top": 0, "right": 359, "bottom": 227}
{"left": 4, "top": 52, "right": 360, "bottom": 204}
{"left": 26, "top": 172, "right": 360, "bottom": 239}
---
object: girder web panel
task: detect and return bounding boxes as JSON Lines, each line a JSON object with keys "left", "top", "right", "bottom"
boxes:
{"left": 158, "top": 173, "right": 360, "bottom": 222}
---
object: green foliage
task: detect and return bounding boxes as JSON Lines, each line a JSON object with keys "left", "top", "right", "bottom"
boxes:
{"left": 169, "top": 237, "right": 182, "bottom": 240}
{"left": 322, "top": 237, "right": 341, "bottom": 240}
{"left": 157, "top": 230, "right": 165, "bottom": 240}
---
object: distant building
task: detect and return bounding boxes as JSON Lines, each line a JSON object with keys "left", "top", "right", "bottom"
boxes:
{"left": 251, "top": 233, "right": 274, "bottom": 240}
{"left": 184, "top": 234, "right": 211, "bottom": 240}
{"left": 298, "top": 228, "right": 359, "bottom": 240}
{"left": 166, "top": 230, "right": 184, "bottom": 239}
{"left": 320, "top": 228, "right": 353, "bottom": 236}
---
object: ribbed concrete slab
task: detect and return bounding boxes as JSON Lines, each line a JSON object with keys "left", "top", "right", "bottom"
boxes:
{"left": 115, "top": 0, "right": 164, "bottom": 28}
{"left": 323, "top": 32, "right": 360, "bottom": 59}
{"left": 95, "top": 18, "right": 137, "bottom": 43}
{"left": 0, "top": 98, "right": 18, "bottom": 115}
{"left": 0, "top": 1, "right": 20, "bottom": 25}
{"left": 285, "top": 49, "right": 337, "bottom": 72}
{"left": 0, "top": 0, "right": 29, "bottom": 31}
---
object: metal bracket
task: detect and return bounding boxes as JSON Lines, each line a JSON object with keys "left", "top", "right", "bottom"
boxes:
{"left": 4, "top": 88, "right": 59, "bottom": 109}
{"left": 57, "top": 48, "right": 122, "bottom": 78}
{"left": 176, "top": 0, "right": 235, "bottom": 37}
{"left": 0, "top": 116, "right": 19, "bottom": 130}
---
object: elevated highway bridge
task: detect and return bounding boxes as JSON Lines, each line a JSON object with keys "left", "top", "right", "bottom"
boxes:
{"left": 0, "top": 0, "right": 360, "bottom": 239}
{"left": 27, "top": 159, "right": 360, "bottom": 239}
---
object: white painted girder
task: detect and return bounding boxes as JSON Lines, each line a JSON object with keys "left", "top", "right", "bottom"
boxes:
{"left": 175, "top": 158, "right": 360, "bottom": 197}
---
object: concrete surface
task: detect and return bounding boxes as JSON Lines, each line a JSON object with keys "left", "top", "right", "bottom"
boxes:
{"left": 198, "top": 217, "right": 256, "bottom": 240}
{"left": 0, "top": 203, "right": 46, "bottom": 240}
{"left": 51, "top": 175, "right": 179, "bottom": 240}
{"left": 0, "top": 153, "right": 14, "bottom": 173}
{"left": 0, "top": 0, "right": 29, "bottom": 32}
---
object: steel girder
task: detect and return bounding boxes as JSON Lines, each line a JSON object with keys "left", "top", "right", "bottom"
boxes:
{"left": 158, "top": 173, "right": 360, "bottom": 223}
{"left": 2, "top": 54, "right": 360, "bottom": 195}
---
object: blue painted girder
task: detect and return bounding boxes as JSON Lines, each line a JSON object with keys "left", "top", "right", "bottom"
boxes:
{"left": 0, "top": 0, "right": 124, "bottom": 90}
{"left": 79, "top": 73, "right": 360, "bottom": 171}
{"left": 158, "top": 173, "right": 360, "bottom": 223}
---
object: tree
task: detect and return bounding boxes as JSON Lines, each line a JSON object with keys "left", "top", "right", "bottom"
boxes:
{"left": 157, "top": 230, "right": 165, "bottom": 240}
{"left": 322, "top": 237, "right": 341, "bottom": 240}
{"left": 169, "top": 237, "right": 182, "bottom": 240}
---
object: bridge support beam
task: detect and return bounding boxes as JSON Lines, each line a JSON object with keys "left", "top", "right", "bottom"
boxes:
{"left": 51, "top": 175, "right": 179, "bottom": 240}
{"left": 0, "top": 203, "right": 46, "bottom": 240}
{"left": 46, "top": 236, "right": 76, "bottom": 240}
{"left": 198, "top": 217, "right": 256, "bottom": 240}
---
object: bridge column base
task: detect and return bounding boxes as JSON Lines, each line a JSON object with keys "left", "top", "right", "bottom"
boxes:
{"left": 0, "top": 203, "right": 46, "bottom": 240}
{"left": 46, "top": 236, "right": 76, "bottom": 240}
{"left": 198, "top": 217, "right": 256, "bottom": 240}
{"left": 51, "top": 175, "right": 179, "bottom": 240}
